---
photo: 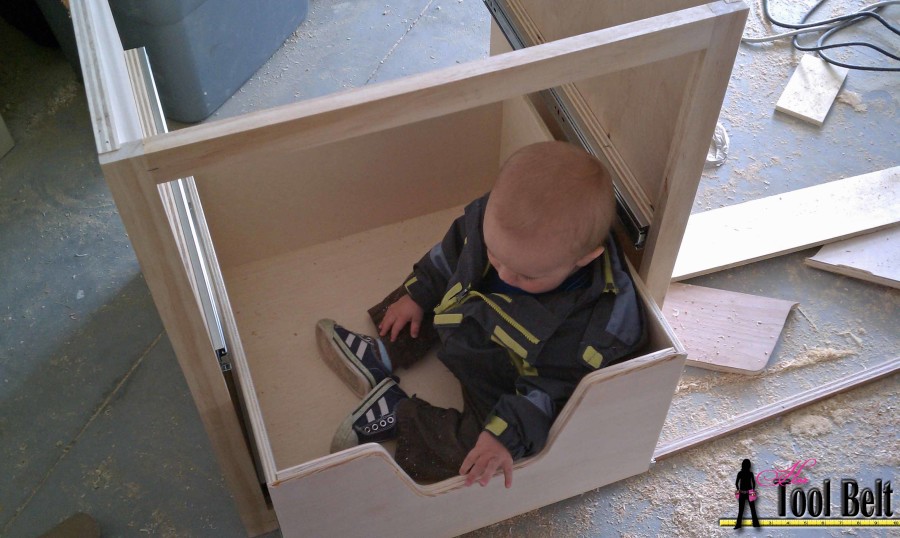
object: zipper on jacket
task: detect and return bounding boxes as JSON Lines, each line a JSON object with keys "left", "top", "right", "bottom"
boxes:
{"left": 468, "top": 290, "right": 540, "bottom": 345}
{"left": 435, "top": 285, "right": 540, "bottom": 346}
{"left": 434, "top": 283, "right": 471, "bottom": 315}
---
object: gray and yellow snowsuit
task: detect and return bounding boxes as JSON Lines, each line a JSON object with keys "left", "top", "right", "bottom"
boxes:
{"left": 390, "top": 193, "right": 645, "bottom": 481}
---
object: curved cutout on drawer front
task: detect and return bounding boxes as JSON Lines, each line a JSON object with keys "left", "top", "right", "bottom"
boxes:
{"left": 270, "top": 349, "right": 683, "bottom": 537}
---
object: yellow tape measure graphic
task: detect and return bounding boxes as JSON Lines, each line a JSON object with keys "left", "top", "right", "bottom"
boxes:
{"left": 719, "top": 519, "right": 900, "bottom": 527}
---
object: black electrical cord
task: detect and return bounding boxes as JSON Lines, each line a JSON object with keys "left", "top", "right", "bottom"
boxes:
{"left": 791, "top": 0, "right": 900, "bottom": 71}
{"left": 757, "top": 0, "right": 900, "bottom": 71}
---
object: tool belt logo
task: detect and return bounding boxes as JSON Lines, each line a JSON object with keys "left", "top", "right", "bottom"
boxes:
{"left": 760, "top": 458, "right": 894, "bottom": 519}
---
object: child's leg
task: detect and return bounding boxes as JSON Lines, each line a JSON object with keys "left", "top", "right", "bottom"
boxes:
{"left": 368, "top": 286, "right": 439, "bottom": 369}
{"left": 393, "top": 396, "right": 483, "bottom": 483}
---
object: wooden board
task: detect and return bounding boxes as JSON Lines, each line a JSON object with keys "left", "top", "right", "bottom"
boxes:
{"left": 663, "top": 283, "right": 796, "bottom": 374}
{"left": 775, "top": 55, "right": 849, "bottom": 126}
{"left": 196, "top": 104, "right": 502, "bottom": 270}
{"left": 654, "top": 357, "right": 900, "bottom": 461}
{"left": 225, "top": 206, "right": 468, "bottom": 470}
{"left": 493, "top": 0, "right": 748, "bottom": 303}
{"left": 805, "top": 225, "right": 900, "bottom": 289}
{"left": 269, "top": 351, "right": 685, "bottom": 538}
{"left": 70, "top": 0, "right": 142, "bottom": 153}
{"left": 125, "top": 3, "right": 731, "bottom": 185}
{"left": 72, "top": 2, "right": 278, "bottom": 534}
{"left": 673, "top": 167, "right": 900, "bottom": 281}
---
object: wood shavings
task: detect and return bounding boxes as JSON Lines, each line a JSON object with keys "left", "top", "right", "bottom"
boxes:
{"left": 772, "top": 347, "right": 855, "bottom": 371}
{"left": 787, "top": 414, "right": 834, "bottom": 437}
{"left": 675, "top": 346, "right": 857, "bottom": 396}
{"left": 796, "top": 306, "right": 819, "bottom": 331}
{"left": 837, "top": 90, "right": 868, "bottom": 113}
{"left": 838, "top": 330, "right": 863, "bottom": 346}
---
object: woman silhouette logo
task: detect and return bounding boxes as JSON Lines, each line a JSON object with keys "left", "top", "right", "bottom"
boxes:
{"left": 734, "top": 458, "right": 761, "bottom": 528}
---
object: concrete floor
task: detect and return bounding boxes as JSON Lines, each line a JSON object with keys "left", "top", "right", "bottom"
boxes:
{"left": 1, "top": 0, "right": 897, "bottom": 536}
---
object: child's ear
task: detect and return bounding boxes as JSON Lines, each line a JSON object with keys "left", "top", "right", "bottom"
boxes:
{"left": 575, "top": 245, "right": 605, "bottom": 267}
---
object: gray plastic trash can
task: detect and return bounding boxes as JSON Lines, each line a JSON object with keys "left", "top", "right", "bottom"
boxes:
{"left": 110, "top": 0, "right": 308, "bottom": 123}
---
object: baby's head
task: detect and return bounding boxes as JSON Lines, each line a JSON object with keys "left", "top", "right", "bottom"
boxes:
{"left": 483, "top": 141, "right": 615, "bottom": 294}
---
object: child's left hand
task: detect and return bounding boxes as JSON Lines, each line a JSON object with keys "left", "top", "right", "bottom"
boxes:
{"left": 460, "top": 431, "right": 513, "bottom": 488}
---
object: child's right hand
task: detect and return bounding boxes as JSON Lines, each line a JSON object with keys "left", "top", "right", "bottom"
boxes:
{"left": 378, "top": 294, "right": 424, "bottom": 342}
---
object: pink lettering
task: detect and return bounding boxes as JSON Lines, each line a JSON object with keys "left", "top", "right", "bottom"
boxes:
{"left": 757, "top": 459, "right": 817, "bottom": 488}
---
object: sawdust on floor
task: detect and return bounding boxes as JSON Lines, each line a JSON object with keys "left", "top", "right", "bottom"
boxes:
{"left": 674, "top": 346, "right": 857, "bottom": 397}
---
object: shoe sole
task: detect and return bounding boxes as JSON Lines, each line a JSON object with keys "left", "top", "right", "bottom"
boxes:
{"left": 330, "top": 378, "right": 397, "bottom": 453}
{"left": 316, "top": 319, "right": 376, "bottom": 399}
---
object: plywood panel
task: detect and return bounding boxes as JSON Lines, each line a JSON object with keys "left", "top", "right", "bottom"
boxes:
{"left": 270, "top": 352, "right": 685, "bottom": 538}
{"left": 575, "top": 56, "right": 696, "bottom": 204}
{"left": 775, "top": 55, "right": 848, "bottom": 126}
{"left": 663, "top": 283, "right": 797, "bottom": 374}
{"left": 515, "top": 0, "right": 710, "bottom": 38}
{"left": 70, "top": 0, "right": 142, "bottom": 152}
{"left": 673, "top": 167, "right": 900, "bottom": 281}
{"left": 72, "top": 1, "right": 276, "bottom": 534}
{"left": 805, "top": 226, "right": 900, "bottom": 289}
{"left": 499, "top": 95, "right": 553, "bottom": 163}
{"left": 225, "top": 207, "right": 468, "bottom": 470}
{"left": 508, "top": 0, "right": 704, "bottom": 208}
{"left": 490, "top": 0, "right": 748, "bottom": 304}
{"left": 197, "top": 105, "right": 502, "bottom": 270}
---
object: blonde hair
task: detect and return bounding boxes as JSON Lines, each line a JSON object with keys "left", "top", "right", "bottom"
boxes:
{"left": 489, "top": 141, "right": 615, "bottom": 260}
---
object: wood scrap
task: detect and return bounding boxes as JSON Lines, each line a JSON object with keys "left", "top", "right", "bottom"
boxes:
{"left": 654, "top": 357, "right": 900, "bottom": 461}
{"left": 663, "top": 283, "right": 796, "bottom": 374}
{"left": 673, "top": 167, "right": 900, "bottom": 281}
{"left": 805, "top": 225, "right": 900, "bottom": 290}
{"left": 775, "top": 54, "right": 848, "bottom": 126}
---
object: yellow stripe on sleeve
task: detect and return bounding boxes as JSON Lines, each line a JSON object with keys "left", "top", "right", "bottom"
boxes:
{"left": 582, "top": 346, "right": 604, "bottom": 369}
{"left": 484, "top": 415, "right": 508, "bottom": 437}
{"left": 493, "top": 325, "right": 527, "bottom": 359}
{"left": 434, "top": 313, "right": 463, "bottom": 325}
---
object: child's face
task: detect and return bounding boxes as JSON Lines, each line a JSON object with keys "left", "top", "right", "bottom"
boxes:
{"left": 483, "top": 209, "right": 590, "bottom": 294}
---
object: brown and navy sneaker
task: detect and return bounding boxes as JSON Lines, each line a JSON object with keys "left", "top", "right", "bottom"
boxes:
{"left": 330, "top": 378, "right": 408, "bottom": 453}
{"left": 316, "top": 319, "right": 393, "bottom": 398}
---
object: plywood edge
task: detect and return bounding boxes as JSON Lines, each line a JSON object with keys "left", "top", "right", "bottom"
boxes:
{"left": 100, "top": 158, "right": 278, "bottom": 536}
{"left": 116, "top": 4, "right": 728, "bottom": 183}
{"left": 805, "top": 258, "right": 900, "bottom": 290}
{"left": 70, "top": 0, "right": 142, "bottom": 153}
{"left": 639, "top": 2, "right": 748, "bottom": 303}
{"left": 629, "top": 255, "right": 685, "bottom": 356}
{"left": 120, "top": 44, "right": 279, "bottom": 483}
{"left": 673, "top": 167, "right": 900, "bottom": 281}
{"left": 654, "top": 357, "right": 900, "bottom": 461}
{"left": 269, "top": 342, "right": 686, "bottom": 536}
{"left": 804, "top": 226, "right": 900, "bottom": 290}
{"left": 275, "top": 349, "right": 681, "bottom": 486}
{"left": 92, "top": 29, "right": 277, "bottom": 537}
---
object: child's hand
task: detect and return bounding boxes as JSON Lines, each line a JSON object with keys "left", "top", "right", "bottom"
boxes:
{"left": 460, "top": 431, "right": 513, "bottom": 488}
{"left": 378, "top": 294, "right": 424, "bottom": 342}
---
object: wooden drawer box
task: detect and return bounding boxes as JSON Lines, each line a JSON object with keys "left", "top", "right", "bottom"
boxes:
{"left": 72, "top": 0, "right": 745, "bottom": 535}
